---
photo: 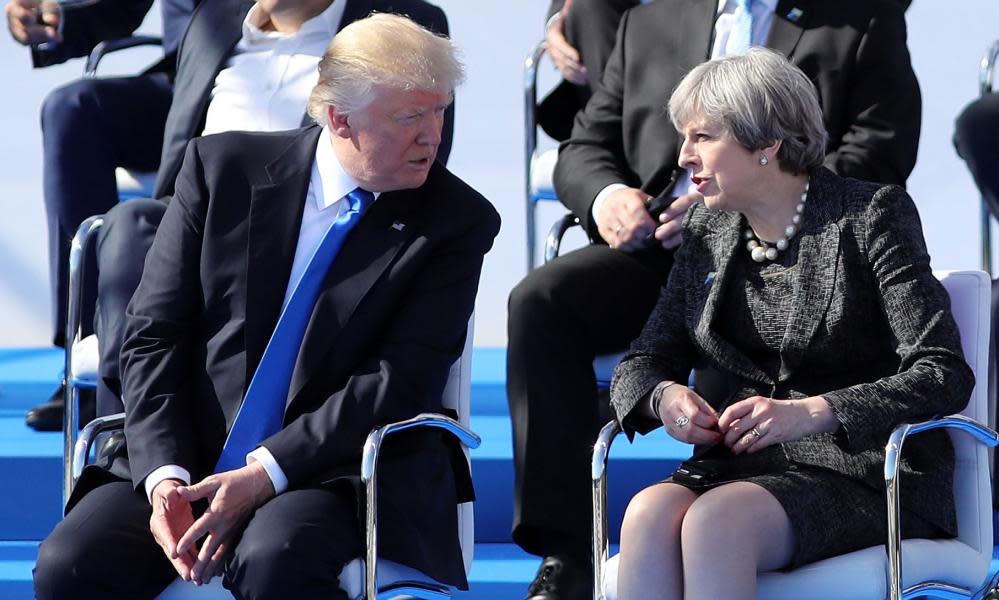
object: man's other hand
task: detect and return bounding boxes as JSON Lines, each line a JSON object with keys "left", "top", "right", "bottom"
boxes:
{"left": 597, "top": 187, "right": 657, "bottom": 252}
{"left": 546, "top": 0, "right": 587, "bottom": 85}
{"left": 651, "top": 192, "right": 701, "bottom": 250}
{"left": 5, "top": 0, "right": 60, "bottom": 46}
{"left": 150, "top": 479, "right": 198, "bottom": 582}
{"left": 174, "top": 462, "right": 276, "bottom": 585}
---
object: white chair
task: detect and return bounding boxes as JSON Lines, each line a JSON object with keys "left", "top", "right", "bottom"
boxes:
{"left": 65, "top": 218, "right": 480, "bottom": 599}
{"left": 592, "top": 270, "right": 998, "bottom": 600}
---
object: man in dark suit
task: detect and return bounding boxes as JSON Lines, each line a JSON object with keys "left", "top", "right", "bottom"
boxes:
{"left": 508, "top": 1, "right": 921, "bottom": 597}
{"left": 34, "top": 0, "right": 451, "bottom": 427}
{"left": 537, "top": 0, "right": 638, "bottom": 141}
{"left": 33, "top": 13, "right": 500, "bottom": 599}
{"left": 8, "top": 0, "right": 200, "bottom": 431}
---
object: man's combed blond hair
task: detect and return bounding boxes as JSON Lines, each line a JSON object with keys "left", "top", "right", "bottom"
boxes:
{"left": 308, "top": 12, "right": 465, "bottom": 124}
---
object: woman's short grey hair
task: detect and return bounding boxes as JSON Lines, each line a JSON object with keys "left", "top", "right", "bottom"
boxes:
{"left": 308, "top": 13, "right": 465, "bottom": 125}
{"left": 668, "top": 47, "right": 827, "bottom": 174}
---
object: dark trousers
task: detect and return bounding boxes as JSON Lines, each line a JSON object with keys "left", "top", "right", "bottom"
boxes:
{"left": 93, "top": 199, "right": 167, "bottom": 416}
{"left": 41, "top": 73, "right": 172, "bottom": 346}
{"left": 955, "top": 93, "right": 999, "bottom": 221}
{"left": 506, "top": 244, "right": 668, "bottom": 557}
{"left": 34, "top": 480, "right": 363, "bottom": 600}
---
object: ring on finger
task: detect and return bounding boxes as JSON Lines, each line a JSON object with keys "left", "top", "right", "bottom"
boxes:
{"left": 674, "top": 415, "right": 690, "bottom": 428}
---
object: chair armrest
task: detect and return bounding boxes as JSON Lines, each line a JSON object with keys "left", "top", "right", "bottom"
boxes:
{"left": 70, "top": 412, "right": 125, "bottom": 490}
{"left": 360, "top": 413, "right": 481, "bottom": 599}
{"left": 883, "top": 415, "right": 999, "bottom": 600}
{"left": 591, "top": 419, "right": 622, "bottom": 600}
{"left": 980, "top": 39, "right": 999, "bottom": 97}
{"left": 545, "top": 213, "right": 583, "bottom": 264}
{"left": 84, "top": 35, "right": 164, "bottom": 78}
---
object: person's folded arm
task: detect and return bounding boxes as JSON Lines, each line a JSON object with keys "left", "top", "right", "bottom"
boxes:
{"left": 822, "top": 186, "right": 974, "bottom": 452}
{"left": 262, "top": 197, "right": 501, "bottom": 487}
{"left": 30, "top": 0, "right": 153, "bottom": 67}
{"left": 610, "top": 209, "right": 702, "bottom": 437}
{"left": 120, "top": 139, "right": 208, "bottom": 491}
{"left": 821, "top": 1, "right": 920, "bottom": 185}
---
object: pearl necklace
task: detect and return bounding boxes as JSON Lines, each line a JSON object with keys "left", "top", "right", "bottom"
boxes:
{"left": 744, "top": 181, "right": 809, "bottom": 263}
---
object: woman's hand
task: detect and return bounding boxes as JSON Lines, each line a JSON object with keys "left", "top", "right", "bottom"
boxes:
{"left": 717, "top": 395, "right": 839, "bottom": 454}
{"left": 656, "top": 384, "right": 722, "bottom": 444}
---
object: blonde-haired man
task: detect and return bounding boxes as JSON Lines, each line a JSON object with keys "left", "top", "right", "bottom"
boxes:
{"left": 34, "top": 13, "right": 499, "bottom": 599}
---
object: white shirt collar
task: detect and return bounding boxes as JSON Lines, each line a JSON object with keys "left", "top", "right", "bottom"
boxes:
{"left": 312, "top": 127, "right": 379, "bottom": 212}
{"left": 242, "top": 0, "right": 344, "bottom": 48}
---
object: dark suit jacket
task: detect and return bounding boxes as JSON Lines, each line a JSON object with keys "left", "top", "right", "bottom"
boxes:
{"left": 154, "top": 0, "right": 452, "bottom": 198}
{"left": 93, "top": 125, "right": 499, "bottom": 587}
{"left": 30, "top": 0, "right": 196, "bottom": 68}
{"left": 610, "top": 167, "right": 973, "bottom": 534}
{"left": 554, "top": 0, "right": 922, "bottom": 243}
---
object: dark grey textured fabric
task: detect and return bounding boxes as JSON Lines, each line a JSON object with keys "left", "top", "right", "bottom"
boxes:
{"left": 610, "top": 167, "right": 975, "bottom": 536}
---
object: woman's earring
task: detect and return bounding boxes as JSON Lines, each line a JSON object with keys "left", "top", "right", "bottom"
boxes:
{"left": 759, "top": 154, "right": 769, "bottom": 166}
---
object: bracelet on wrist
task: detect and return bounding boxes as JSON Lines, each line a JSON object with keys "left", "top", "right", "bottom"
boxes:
{"left": 649, "top": 380, "right": 675, "bottom": 422}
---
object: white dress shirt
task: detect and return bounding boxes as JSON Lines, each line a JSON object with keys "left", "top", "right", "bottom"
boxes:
{"left": 201, "top": 1, "right": 346, "bottom": 135}
{"left": 590, "top": 0, "right": 778, "bottom": 226}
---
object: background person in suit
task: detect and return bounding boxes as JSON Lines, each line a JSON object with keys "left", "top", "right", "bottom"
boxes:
{"left": 7, "top": 0, "right": 201, "bottom": 431}
{"left": 611, "top": 48, "right": 970, "bottom": 599}
{"left": 508, "top": 1, "right": 921, "bottom": 597}
{"left": 33, "top": 13, "right": 500, "bottom": 599}
{"left": 35, "top": 0, "right": 451, "bottom": 427}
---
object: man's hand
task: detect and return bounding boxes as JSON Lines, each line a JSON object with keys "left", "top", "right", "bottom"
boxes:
{"left": 597, "top": 187, "right": 657, "bottom": 252}
{"left": 5, "top": 0, "right": 60, "bottom": 46}
{"left": 174, "top": 462, "right": 276, "bottom": 585}
{"left": 150, "top": 479, "right": 199, "bottom": 582}
{"left": 545, "top": 0, "right": 587, "bottom": 85}
{"left": 651, "top": 192, "right": 701, "bottom": 250}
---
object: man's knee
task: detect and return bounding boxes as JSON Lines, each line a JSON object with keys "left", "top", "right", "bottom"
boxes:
{"left": 956, "top": 95, "right": 999, "bottom": 156}
{"left": 41, "top": 79, "right": 106, "bottom": 137}
{"left": 34, "top": 526, "right": 97, "bottom": 598}
{"left": 96, "top": 199, "right": 166, "bottom": 291}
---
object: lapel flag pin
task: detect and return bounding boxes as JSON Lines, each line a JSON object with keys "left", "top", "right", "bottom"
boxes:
{"left": 391, "top": 221, "right": 406, "bottom": 231}
{"left": 704, "top": 272, "right": 716, "bottom": 286}
{"left": 786, "top": 7, "right": 803, "bottom": 22}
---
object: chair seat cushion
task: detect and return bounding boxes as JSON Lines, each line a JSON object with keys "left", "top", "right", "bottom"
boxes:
{"left": 602, "top": 537, "right": 988, "bottom": 600}
{"left": 70, "top": 334, "right": 100, "bottom": 386}
{"left": 530, "top": 149, "right": 559, "bottom": 202}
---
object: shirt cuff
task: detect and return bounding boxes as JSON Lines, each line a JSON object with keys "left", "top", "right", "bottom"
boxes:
{"left": 144, "top": 465, "right": 192, "bottom": 503}
{"left": 248, "top": 447, "right": 289, "bottom": 495}
{"left": 592, "top": 183, "right": 628, "bottom": 229}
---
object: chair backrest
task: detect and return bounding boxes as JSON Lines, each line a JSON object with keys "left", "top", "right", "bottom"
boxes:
{"left": 443, "top": 316, "right": 476, "bottom": 575}
{"left": 935, "top": 270, "right": 992, "bottom": 563}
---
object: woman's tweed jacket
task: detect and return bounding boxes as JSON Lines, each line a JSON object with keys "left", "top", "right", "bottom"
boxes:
{"left": 610, "top": 167, "right": 974, "bottom": 533}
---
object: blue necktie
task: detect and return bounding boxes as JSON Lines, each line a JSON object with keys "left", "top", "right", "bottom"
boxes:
{"left": 215, "top": 187, "right": 375, "bottom": 473}
{"left": 724, "top": 0, "right": 754, "bottom": 57}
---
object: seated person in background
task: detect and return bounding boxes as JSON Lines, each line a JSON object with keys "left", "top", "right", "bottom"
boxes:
{"left": 88, "top": 0, "right": 450, "bottom": 420}
{"left": 33, "top": 13, "right": 500, "bottom": 599}
{"left": 508, "top": 2, "right": 921, "bottom": 596}
{"left": 955, "top": 93, "right": 999, "bottom": 225}
{"left": 610, "top": 49, "right": 971, "bottom": 599}
{"left": 6, "top": 0, "right": 200, "bottom": 431}
{"left": 537, "top": 0, "right": 638, "bottom": 140}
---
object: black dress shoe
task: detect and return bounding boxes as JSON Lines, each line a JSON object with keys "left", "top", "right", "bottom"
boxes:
{"left": 525, "top": 555, "right": 593, "bottom": 600}
{"left": 25, "top": 383, "right": 95, "bottom": 432}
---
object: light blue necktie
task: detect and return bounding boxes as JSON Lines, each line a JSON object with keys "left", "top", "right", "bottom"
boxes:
{"left": 724, "top": 0, "right": 755, "bottom": 56}
{"left": 215, "top": 187, "right": 375, "bottom": 473}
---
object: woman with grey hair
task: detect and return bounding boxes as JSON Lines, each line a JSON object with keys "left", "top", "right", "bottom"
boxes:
{"left": 610, "top": 48, "right": 972, "bottom": 598}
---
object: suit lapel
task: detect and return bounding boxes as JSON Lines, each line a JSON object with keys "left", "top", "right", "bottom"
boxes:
{"left": 777, "top": 169, "right": 842, "bottom": 381}
{"left": 286, "top": 188, "right": 420, "bottom": 406}
{"left": 767, "top": 0, "right": 810, "bottom": 58}
{"left": 693, "top": 212, "right": 772, "bottom": 385}
{"left": 243, "top": 128, "right": 322, "bottom": 391}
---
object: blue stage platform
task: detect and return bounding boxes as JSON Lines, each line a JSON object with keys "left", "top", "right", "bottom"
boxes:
{"left": 1, "top": 347, "right": 997, "bottom": 598}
